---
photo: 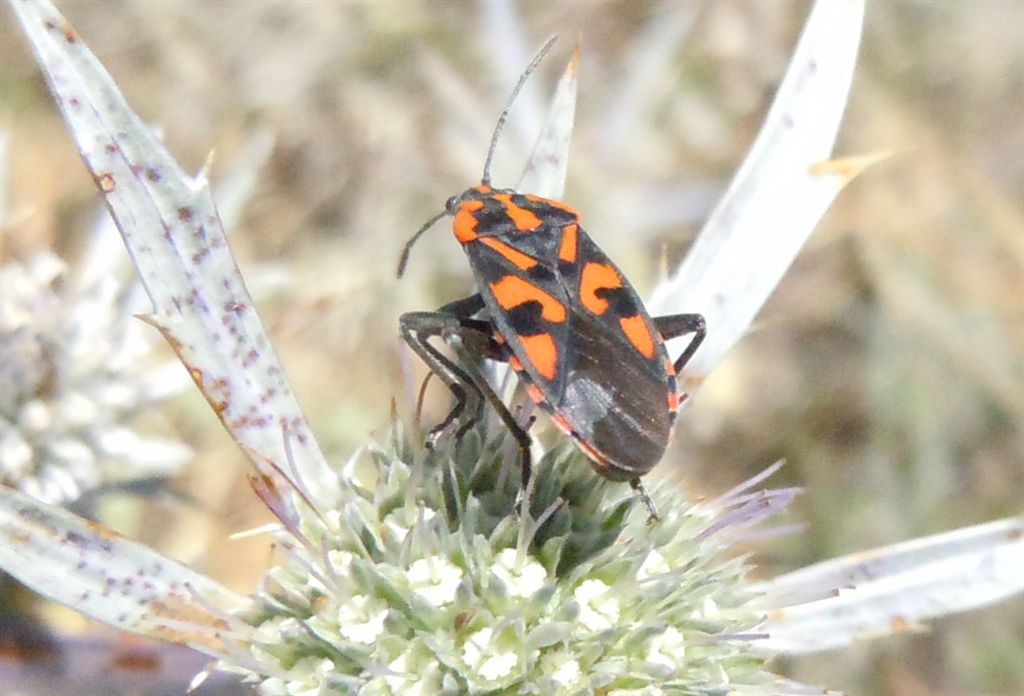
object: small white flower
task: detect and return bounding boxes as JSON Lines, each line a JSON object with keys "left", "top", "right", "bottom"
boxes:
{"left": 479, "top": 651, "right": 519, "bottom": 681}
{"left": 638, "top": 550, "right": 669, "bottom": 579}
{"left": 647, "top": 626, "right": 686, "bottom": 668}
{"left": 493, "top": 548, "right": 548, "bottom": 599}
{"left": 323, "top": 509, "right": 343, "bottom": 531}
{"left": 383, "top": 516, "right": 411, "bottom": 541}
{"left": 337, "top": 595, "right": 388, "bottom": 644}
{"left": 608, "top": 688, "right": 666, "bottom": 696}
{"left": 364, "top": 651, "right": 439, "bottom": 696}
{"left": 574, "top": 579, "right": 620, "bottom": 631}
{"left": 385, "top": 655, "right": 411, "bottom": 691}
{"left": 463, "top": 627, "right": 520, "bottom": 682}
{"left": 695, "top": 596, "right": 720, "bottom": 619}
{"left": 284, "top": 657, "right": 336, "bottom": 696}
{"left": 462, "top": 627, "right": 492, "bottom": 667}
{"left": 545, "top": 652, "right": 581, "bottom": 688}
{"left": 408, "top": 556, "right": 463, "bottom": 607}
{"left": 251, "top": 616, "right": 298, "bottom": 644}
{"left": 258, "top": 677, "right": 288, "bottom": 696}
{"left": 327, "top": 549, "right": 354, "bottom": 574}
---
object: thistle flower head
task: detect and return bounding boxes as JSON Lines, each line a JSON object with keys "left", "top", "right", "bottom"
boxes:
{"left": 0, "top": 236, "right": 190, "bottom": 504}
{"left": 208, "top": 425, "right": 798, "bottom": 695}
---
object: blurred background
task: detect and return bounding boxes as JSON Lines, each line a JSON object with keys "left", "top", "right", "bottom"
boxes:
{"left": 2, "top": 1, "right": 1021, "bottom": 694}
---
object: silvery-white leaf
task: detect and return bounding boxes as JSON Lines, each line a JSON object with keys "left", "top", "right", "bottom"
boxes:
{"left": 10, "top": 0, "right": 337, "bottom": 502}
{"left": 752, "top": 516, "right": 1024, "bottom": 654}
{"left": 0, "top": 485, "right": 249, "bottom": 651}
{"left": 648, "top": 0, "right": 868, "bottom": 389}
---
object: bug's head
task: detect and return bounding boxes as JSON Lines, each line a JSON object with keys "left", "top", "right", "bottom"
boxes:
{"left": 396, "top": 184, "right": 497, "bottom": 279}
{"left": 445, "top": 184, "right": 498, "bottom": 212}
{"left": 444, "top": 192, "right": 470, "bottom": 215}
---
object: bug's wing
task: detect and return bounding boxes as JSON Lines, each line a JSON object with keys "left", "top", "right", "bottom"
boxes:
{"left": 547, "top": 229, "right": 676, "bottom": 478}
{"left": 467, "top": 232, "right": 572, "bottom": 397}
{"left": 467, "top": 223, "right": 675, "bottom": 478}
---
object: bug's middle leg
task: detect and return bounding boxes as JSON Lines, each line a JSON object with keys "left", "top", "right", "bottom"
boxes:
{"left": 653, "top": 313, "right": 707, "bottom": 376}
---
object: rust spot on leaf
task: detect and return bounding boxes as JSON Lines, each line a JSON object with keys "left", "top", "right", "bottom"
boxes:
{"left": 177, "top": 207, "right": 193, "bottom": 221}
{"left": 96, "top": 172, "right": 116, "bottom": 193}
{"left": 8, "top": 530, "right": 31, "bottom": 545}
{"left": 61, "top": 20, "right": 77, "bottom": 43}
{"left": 145, "top": 168, "right": 161, "bottom": 182}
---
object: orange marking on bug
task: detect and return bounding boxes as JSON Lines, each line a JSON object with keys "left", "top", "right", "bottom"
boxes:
{"left": 524, "top": 194, "right": 581, "bottom": 219}
{"left": 480, "top": 237, "right": 538, "bottom": 270}
{"left": 454, "top": 199, "right": 484, "bottom": 243}
{"left": 579, "top": 262, "right": 622, "bottom": 315}
{"left": 558, "top": 224, "right": 578, "bottom": 263}
{"left": 664, "top": 357, "right": 675, "bottom": 377}
{"left": 667, "top": 390, "right": 680, "bottom": 412}
{"left": 550, "top": 412, "right": 574, "bottom": 435}
{"left": 619, "top": 314, "right": 655, "bottom": 358}
{"left": 474, "top": 184, "right": 493, "bottom": 194}
{"left": 489, "top": 275, "right": 566, "bottom": 322}
{"left": 519, "top": 333, "right": 558, "bottom": 380}
{"left": 577, "top": 437, "right": 611, "bottom": 467}
{"left": 508, "top": 355, "right": 523, "bottom": 370}
{"left": 525, "top": 383, "right": 546, "bottom": 403}
{"left": 494, "top": 193, "right": 542, "bottom": 232}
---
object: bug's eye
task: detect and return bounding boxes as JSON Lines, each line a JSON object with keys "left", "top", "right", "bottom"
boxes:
{"left": 445, "top": 195, "right": 460, "bottom": 213}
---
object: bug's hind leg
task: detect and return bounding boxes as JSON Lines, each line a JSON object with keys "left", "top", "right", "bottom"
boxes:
{"left": 630, "top": 478, "right": 660, "bottom": 524}
{"left": 653, "top": 313, "right": 706, "bottom": 376}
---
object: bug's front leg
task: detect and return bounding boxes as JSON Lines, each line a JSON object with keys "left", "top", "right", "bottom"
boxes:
{"left": 399, "top": 304, "right": 533, "bottom": 490}
{"left": 653, "top": 313, "right": 706, "bottom": 376}
{"left": 400, "top": 311, "right": 485, "bottom": 448}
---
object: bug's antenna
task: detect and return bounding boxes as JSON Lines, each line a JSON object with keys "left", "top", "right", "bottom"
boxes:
{"left": 398, "top": 37, "right": 558, "bottom": 278}
{"left": 397, "top": 209, "right": 448, "bottom": 278}
{"left": 481, "top": 35, "right": 558, "bottom": 186}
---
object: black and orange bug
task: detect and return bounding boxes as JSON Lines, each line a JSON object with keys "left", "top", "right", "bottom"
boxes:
{"left": 397, "top": 38, "right": 705, "bottom": 519}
